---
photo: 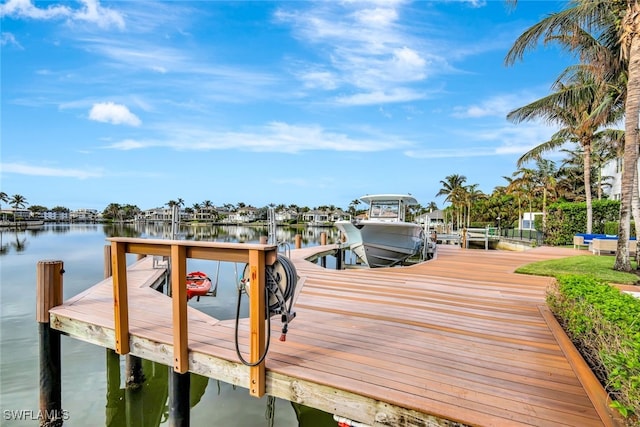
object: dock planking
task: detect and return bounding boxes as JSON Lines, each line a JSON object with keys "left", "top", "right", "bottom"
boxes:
{"left": 48, "top": 244, "right": 620, "bottom": 426}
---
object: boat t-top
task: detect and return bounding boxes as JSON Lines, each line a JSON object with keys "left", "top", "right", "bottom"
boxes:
{"left": 335, "top": 194, "right": 435, "bottom": 268}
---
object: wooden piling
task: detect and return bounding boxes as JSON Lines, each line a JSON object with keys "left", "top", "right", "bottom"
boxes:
{"left": 37, "top": 260, "right": 64, "bottom": 427}
{"left": 295, "top": 234, "right": 301, "bottom": 249}
{"left": 169, "top": 370, "right": 190, "bottom": 427}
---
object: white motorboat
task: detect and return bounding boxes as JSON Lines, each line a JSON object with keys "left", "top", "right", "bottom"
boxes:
{"left": 335, "top": 194, "right": 435, "bottom": 268}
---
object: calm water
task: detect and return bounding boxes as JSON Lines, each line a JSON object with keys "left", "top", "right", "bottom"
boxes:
{"left": 0, "top": 223, "right": 341, "bottom": 426}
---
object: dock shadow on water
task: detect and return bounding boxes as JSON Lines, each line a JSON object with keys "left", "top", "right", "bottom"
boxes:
{"left": 104, "top": 356, "right": 335, "bottom": 427}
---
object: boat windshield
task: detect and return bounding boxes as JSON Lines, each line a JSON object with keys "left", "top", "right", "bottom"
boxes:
{"left": 369, "top": 201, "right": 400, "bottom": 220}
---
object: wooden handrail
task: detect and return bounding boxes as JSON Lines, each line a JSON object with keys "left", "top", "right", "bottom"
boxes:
{"left": 107, "top": 237, "right": 277, "bottom": 397}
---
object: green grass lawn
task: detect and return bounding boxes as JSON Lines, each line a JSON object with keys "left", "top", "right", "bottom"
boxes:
{"left": 515, "top": 255, "right": 639, "bottom": 285}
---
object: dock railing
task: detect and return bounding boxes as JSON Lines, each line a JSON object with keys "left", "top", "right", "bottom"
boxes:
{"left": 107, "top": 237, "right": 278, "bottom": 398}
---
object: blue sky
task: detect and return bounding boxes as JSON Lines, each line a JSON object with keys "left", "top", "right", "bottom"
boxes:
{"left": 1, "top": 0, "right": 573, "bottom": 211}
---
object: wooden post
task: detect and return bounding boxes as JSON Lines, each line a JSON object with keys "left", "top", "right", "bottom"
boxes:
{"left": 248, "top": 249, "right": 266, "bottom": 397}
{"left": 171, "top": 244, "right": 188, "bottom": 373}
{"left": 335, "top": 248, "right": 342, "bottom": 270}
{"left": 295, "top": 234, "right": 301, "bottom": 249}
{"left": 37, "top": 260, "right": 64, "bottom": 427}
{"left": 104, "top": 245, "right": 112, "bottom": 278}
{"left": 259, "top": 236, "right": 268, "bottom": 244}
{"left": 111, "top": 241, "right": 130, "bottom": 354}
{"left": 320, "top": 232, "right": 327, "bottom": 267}
{"left": 168, "top": 370, "right": 190, "bottom": 427}
{"left": 126, "top": 255, "right": 146, "bottom": 388}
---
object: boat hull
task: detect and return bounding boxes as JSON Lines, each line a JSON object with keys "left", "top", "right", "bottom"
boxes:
{"left": 336, "top": 220, "right": 425, "bottom": 268}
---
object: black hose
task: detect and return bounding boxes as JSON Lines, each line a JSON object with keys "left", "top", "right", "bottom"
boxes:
{"left": 234, "top": 282, "right": 271, "bottom": 367}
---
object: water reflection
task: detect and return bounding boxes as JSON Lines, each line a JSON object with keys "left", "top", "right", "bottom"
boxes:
{"left": 100, "top": 222, "right": 341, "bottom": 246}
{"left": 105, "top": 354, "right": 210, "bottom": 427}
{"left": 0, "top": 229, "right": 29, "bottom": 255}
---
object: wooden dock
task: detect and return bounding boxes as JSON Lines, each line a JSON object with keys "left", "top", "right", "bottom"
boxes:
{"left": 47, "top": 243, "right": 621, "bottom": 426}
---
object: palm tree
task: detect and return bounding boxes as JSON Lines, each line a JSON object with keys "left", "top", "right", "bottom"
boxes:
{"left": 425, "top": 201, "right": 438, "bottom": 211}
{"left": 464, "top": 184, "right": 485, "bottom": 227}
{"left": 507, "top": 68, "right": 622, "bottom": 234}
{"left": 505, "top": 0, "right": 639, "bottom": 271}
{"left": 436, "top": 174, "right": 467, "bottom": 229}
{"left": 532, "top": 158, "right": 559, "bottom": 232}
{"left": 9, "top": 194, "right": 27, "bottom": 209}
{"left": 508, "top": 166, "right": 538, "bottom": 230}
{"left": 348, "top": 199, "right": 361, "bottom": 217}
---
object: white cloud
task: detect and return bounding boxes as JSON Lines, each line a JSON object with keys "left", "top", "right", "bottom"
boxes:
{"left": 73, "top": 0, "right": 125, "bottom": 29}
{"left": 275, "top": 2, "right": 435, "bottom": 104}
{"left": 105, "top": 139, "right": 147, "bottom": 150}
{"left": 298, "top": 69, "right": 339, "bottom": 90}
{"left": 452, "top": 93, "right": 540, "bottom": 119}
{"left": 1, "top": 32, "right": 22, "bottom": 48}
{"left": 404, "top": 147, "right": 498, "bottom": 159}
{"left": 335, "top": 88, "right": 425, "bottom": 105}
{"left": 103, "top": 121, "right": 409, "bottom": 153}
{"left": 0, "top": 162, "right": 102, "bottom": 179}
{"left": 0, "top": 0, "right": 124, "bottom": 30}
{"left": 0, "top": 0, "right": 70, "bottom": 20}
{"left": 89, "top": 102, "right": 141, "bottom": 126}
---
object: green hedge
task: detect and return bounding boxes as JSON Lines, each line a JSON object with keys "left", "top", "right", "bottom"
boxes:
{"left": 547, "top": 275, "right": 640, "bottom": 421}
{"left": 544, "top": 200, "right": 621, "bottom": 245}
{"left": 605, "top": 221, "right": 637, "bottom": 236}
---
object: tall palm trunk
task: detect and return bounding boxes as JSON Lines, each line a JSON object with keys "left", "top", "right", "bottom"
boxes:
{"left": 583, "top": 139, "right": 593, "bottom": 234}
{"left": 615, "top": 5, "right": 640, "bottom": 271}
{"left": 633, "top": 168, "right": 640, "bottom": 264}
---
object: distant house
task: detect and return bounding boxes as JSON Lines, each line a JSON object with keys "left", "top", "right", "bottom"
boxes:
{"left": 302, "top": 209, "right": 349, "bottom": 225}
{"left": 329, "top": 209, "right": 350, "bottom": 222}
{"left": 275, "top": 208, "right": 299, "bottom": 223}
{"left": 44, "top": 210, "right": 69, "bottom": 221}
{"left": 1, "top": 208, "right": 31, "bottom": 219}
{"left": 142, "top": 207, "right": 188, "bottom": 222}
{"left": 601, "top": 158, "right": 640, "bottom": 200}
{"left": 520, "top": 212, "right": 542, "bottom": 230}
{"left": 192, "top": 206, "right": 219, "bottom": 222}
{"left": 227, "top": 207, "right": 258, "bottom": 223}
{"left": 71, "top": 208, "right": 99, "bottom": 222}
{"left": 302, "top": 209, "right": 330, "bottom": 225}
{"left": 416, "top": 210, "right": 445, "bottom": 226}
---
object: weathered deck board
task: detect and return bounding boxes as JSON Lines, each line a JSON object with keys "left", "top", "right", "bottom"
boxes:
{"left": 49, "top": 245, "right": 621, "bottom": 426}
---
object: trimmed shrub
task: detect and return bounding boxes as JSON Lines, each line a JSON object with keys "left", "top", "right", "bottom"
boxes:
{"left": 547, "top": 275, "right": 640, "bottom": 423}
{"left": 544, "top": 200, "right": 621, "bottom": 245}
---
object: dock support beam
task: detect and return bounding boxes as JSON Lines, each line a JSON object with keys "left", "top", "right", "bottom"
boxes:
{"left": 169, "top": 370, "right": 190, "bottom": 427}
{"left": 37, "top": 260, "right": 64, "bottom": 427}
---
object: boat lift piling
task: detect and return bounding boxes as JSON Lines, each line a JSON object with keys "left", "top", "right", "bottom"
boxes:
{"left": 36, "top": 260, "right": 64, "bottom": 427}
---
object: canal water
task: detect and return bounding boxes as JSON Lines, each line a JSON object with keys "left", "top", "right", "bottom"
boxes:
{"left": 0, "top": 223, "right": 342, "bottom": 427}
